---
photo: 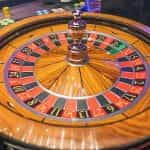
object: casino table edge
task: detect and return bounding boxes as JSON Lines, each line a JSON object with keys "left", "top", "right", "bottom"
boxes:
{"left": 0, "top": 133, "right": 149, "bottom": 150}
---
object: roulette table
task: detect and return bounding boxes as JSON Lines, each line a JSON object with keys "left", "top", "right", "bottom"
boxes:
{"left": 0, "top": 11, "right": 149, "bottom": 149}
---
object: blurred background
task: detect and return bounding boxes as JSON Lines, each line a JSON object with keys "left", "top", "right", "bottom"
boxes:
{"left": 101, "top": 0, "right": 150, "bottom": 25}
{"left": 0, "top": 0, "right": 149, "bottom": 26}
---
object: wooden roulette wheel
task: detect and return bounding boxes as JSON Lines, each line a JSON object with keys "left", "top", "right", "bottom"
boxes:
{"left": 0, "top": 11, "right": 149, "bottom": 149}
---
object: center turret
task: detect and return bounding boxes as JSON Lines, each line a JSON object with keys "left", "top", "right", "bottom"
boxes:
{"left": 66, "top": 10, "right": 89, "bottom": 66}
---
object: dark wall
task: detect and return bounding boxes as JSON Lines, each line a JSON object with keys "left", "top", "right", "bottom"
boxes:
{"left": 101, "top": 0, "right": 150, "bottom": 25}
{"left": 0, "top": 0, "right": 34, "bottom": 8}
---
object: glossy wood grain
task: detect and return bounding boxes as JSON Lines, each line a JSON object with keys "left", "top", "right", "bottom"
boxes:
{"left": 35, "top": 47, "right": 119, "bottom": 98}
{"left": 0, "top": 103, "right": 149, "bottom": 149}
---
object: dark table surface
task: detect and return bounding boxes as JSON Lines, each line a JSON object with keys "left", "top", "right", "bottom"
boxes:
{"left": 0, "top": 0, "right": 149, "bottom": 26}
{"left": 0, "top": 1, "right": 74, "bottom": 21}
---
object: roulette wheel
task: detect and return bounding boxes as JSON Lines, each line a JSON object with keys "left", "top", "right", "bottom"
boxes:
{"left": 0, "top": 10, "right": 149, "bottom": 149}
